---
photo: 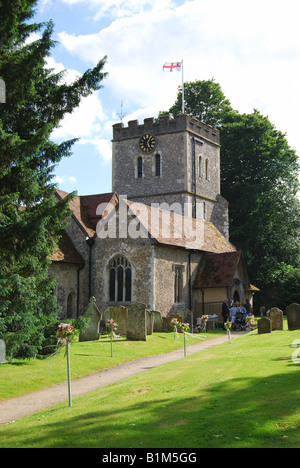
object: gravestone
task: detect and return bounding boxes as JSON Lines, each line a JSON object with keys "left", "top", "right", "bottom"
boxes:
{"left": 0, "top": 339, "right": 6, "bottom": 363}
{"left": 286, "top": 303, "right": 300, "bottom": 331}
{"left": 152, "top": 310, "right": 163, "bottom": 332}
{"left": 107, "top": 306, "right": 128, "bottom": 335}
{"left": 267, "top": 308, "right": 283, "bottom": 330}
{"left": 164, "top": 313, "right": 182, "bottom": 331}
{"left": 79, "top": 296, "right": 102, "bottom": 342}
{"left": 146, "top": 310, "right": 154, "bottom": 335}
{"left": 258, "top": 317, "right": 272, "bottom": 334}
{"left": 127, "top": 302, "right": 147, "bottom": 341}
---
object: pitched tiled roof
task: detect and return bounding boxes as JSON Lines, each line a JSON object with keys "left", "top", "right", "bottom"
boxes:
{"left": 193, "top": 251, "right": 248, "bottom": 288}
{"left": 55, "top": 189, "right": 118, "bottom": 238}
{"left": 125, "top": 199, "right": 236, "bottom": 254}
{"left": 49, "top": 230, "right": 84, "bottom": 266}
{"left": 53, "top": 191, "right": 235, "bottom": 254}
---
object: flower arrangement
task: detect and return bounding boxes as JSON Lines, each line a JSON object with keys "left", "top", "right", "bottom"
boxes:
{"left": 180, "top": 322, "right": 190, "bottom": 333}
{"left": 260, "top": 306, "right": 266, "bottom": 316}
{"left": 106, "top": 319, "right": 118, "bottom": 334}
{"left": 224, "top": 321, "right": 232, "bottom": 341}
{"left": 201, "top": 315, "right": 209, "bottom": 332}
{"left": 170, "top": 317, "right": 180, "bottom": 340}
{"left": 57, "top": 323, "right": 75, "bottom": 346}
{"left": 246, "top": 314, "right": 255, "bottom": 328}
{"left": 170, "top": 317, "right": 180, "bottom": 329}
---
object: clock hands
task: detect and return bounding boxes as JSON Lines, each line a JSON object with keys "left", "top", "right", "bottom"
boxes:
{"left": 139, "top": 134, "right": 156, "bottom": 153}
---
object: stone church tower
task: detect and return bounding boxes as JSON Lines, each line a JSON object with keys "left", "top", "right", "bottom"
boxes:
{"left": 112, "top": 113, "right": 229, "bottom": 239}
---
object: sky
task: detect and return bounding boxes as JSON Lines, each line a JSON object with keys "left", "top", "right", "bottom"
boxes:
{"left": 34, "top": 0, "right": 300, "bottom": 196}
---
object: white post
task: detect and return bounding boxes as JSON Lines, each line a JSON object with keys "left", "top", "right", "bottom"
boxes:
{"left": 66, "top": 338, "right": 72, "bottom": 407}
{"left": 181, "top": 60, "right": 184, "bottom": 114}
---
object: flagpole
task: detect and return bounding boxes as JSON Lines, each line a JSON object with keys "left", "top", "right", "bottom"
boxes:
{"left": 181, "top": 60, "right": 184, "bottom": 114}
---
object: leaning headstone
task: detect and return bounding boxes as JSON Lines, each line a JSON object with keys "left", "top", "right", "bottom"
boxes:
{"left": 0, "top": 339, "right": 6, "bottom": 363}
{"left": 258, "top": 317, "right": 272, "bottom": 334}
{"left": 79, "top": 296, "right": 102, "bottom": 342}
{"left": 127, "top": 302, "right": 147, "bottom": 341}
{"left": 286, "top": 303, "right": 300, "bottom": 331}
{"left": 267, "top": 308, "right": 283, "bottom": 331}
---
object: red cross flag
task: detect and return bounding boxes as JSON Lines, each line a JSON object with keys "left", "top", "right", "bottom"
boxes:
{"left": 162, "top": 62, "right": 182, "bottom": 72}
{"left": 162, "top": 60, "right": 185, "bottom": 114}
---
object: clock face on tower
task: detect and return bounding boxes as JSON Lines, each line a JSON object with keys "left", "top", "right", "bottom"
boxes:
{"left": 139, "top": 133, "right": 156, "bottom": 154}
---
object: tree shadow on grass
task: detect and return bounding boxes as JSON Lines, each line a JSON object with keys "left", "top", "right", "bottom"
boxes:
{"left": 2, "top": 365, "right": 300, "bottom": 448}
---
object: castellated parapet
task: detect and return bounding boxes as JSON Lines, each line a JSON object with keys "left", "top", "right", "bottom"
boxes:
{"left": 112, "top": 113, "right": 220, "bottom": 146}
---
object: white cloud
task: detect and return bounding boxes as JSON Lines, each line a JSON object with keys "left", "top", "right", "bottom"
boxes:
{"left": 46, "top": 57, "right": 81, "bottom": 86}
{"left": 59, "top": 0, "right": 175, "bottom": 19}
{"left": 53, "top": 175, "right": 77, "bottom": 184}
{"left": 52, "top": 93, "right": 105, "bottom": 140}
{"left": 79, "top": 137, "right": 112, "bottom": 162}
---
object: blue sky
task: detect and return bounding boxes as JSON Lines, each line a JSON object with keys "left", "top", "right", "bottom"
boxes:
{"left": 34, "top": 0, "right": 300, "bottom": 196}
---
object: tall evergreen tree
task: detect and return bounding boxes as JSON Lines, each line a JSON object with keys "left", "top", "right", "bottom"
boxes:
{"left": 0, "top": 0, "right": 107, "bottom": 358}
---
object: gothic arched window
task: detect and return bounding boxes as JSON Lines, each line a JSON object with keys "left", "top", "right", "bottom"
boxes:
{"left": 109, "top": 255, "right": 132, "bottom": 303}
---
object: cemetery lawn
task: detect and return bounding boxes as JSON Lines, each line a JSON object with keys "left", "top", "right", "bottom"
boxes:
{"left": 0, "top": 330, "right": 217, "bottom": 400}
{"left": 1, "top": 323, "right": 300, "bottom": 448}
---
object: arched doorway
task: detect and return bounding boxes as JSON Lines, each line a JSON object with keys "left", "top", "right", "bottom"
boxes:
{"left": 233, "top": 290, "right": 240, "bottom": 303}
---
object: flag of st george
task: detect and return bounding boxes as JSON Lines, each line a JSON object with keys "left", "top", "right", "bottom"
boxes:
{"left": 162, "top": 62, "right": 182, "bottom": 72}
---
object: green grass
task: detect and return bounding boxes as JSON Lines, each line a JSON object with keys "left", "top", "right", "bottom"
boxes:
{"left": 0, "top": 330, "right": 217, "bottom": 400}
{"left": 1, "top": 325, "right": 300, "bottom": 448}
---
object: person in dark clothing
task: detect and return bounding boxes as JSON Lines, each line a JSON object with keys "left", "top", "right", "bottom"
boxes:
{"left": 244, "top": 298, "right": 251, "bottom": 314}
{"left": 222, "top": 299, "right": 230, "bottom": 329}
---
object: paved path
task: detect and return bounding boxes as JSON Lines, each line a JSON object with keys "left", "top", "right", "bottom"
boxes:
{"left": 0, "top": 332, "right": 244, "bottom": 425}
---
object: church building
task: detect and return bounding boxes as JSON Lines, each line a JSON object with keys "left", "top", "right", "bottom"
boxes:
{"left": 49, "top": 113, "right": 255, "bottom": 322}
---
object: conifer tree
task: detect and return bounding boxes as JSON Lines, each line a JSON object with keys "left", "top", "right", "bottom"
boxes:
{"left": 0, "top": 0, "right": 107, "bottom": 358}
